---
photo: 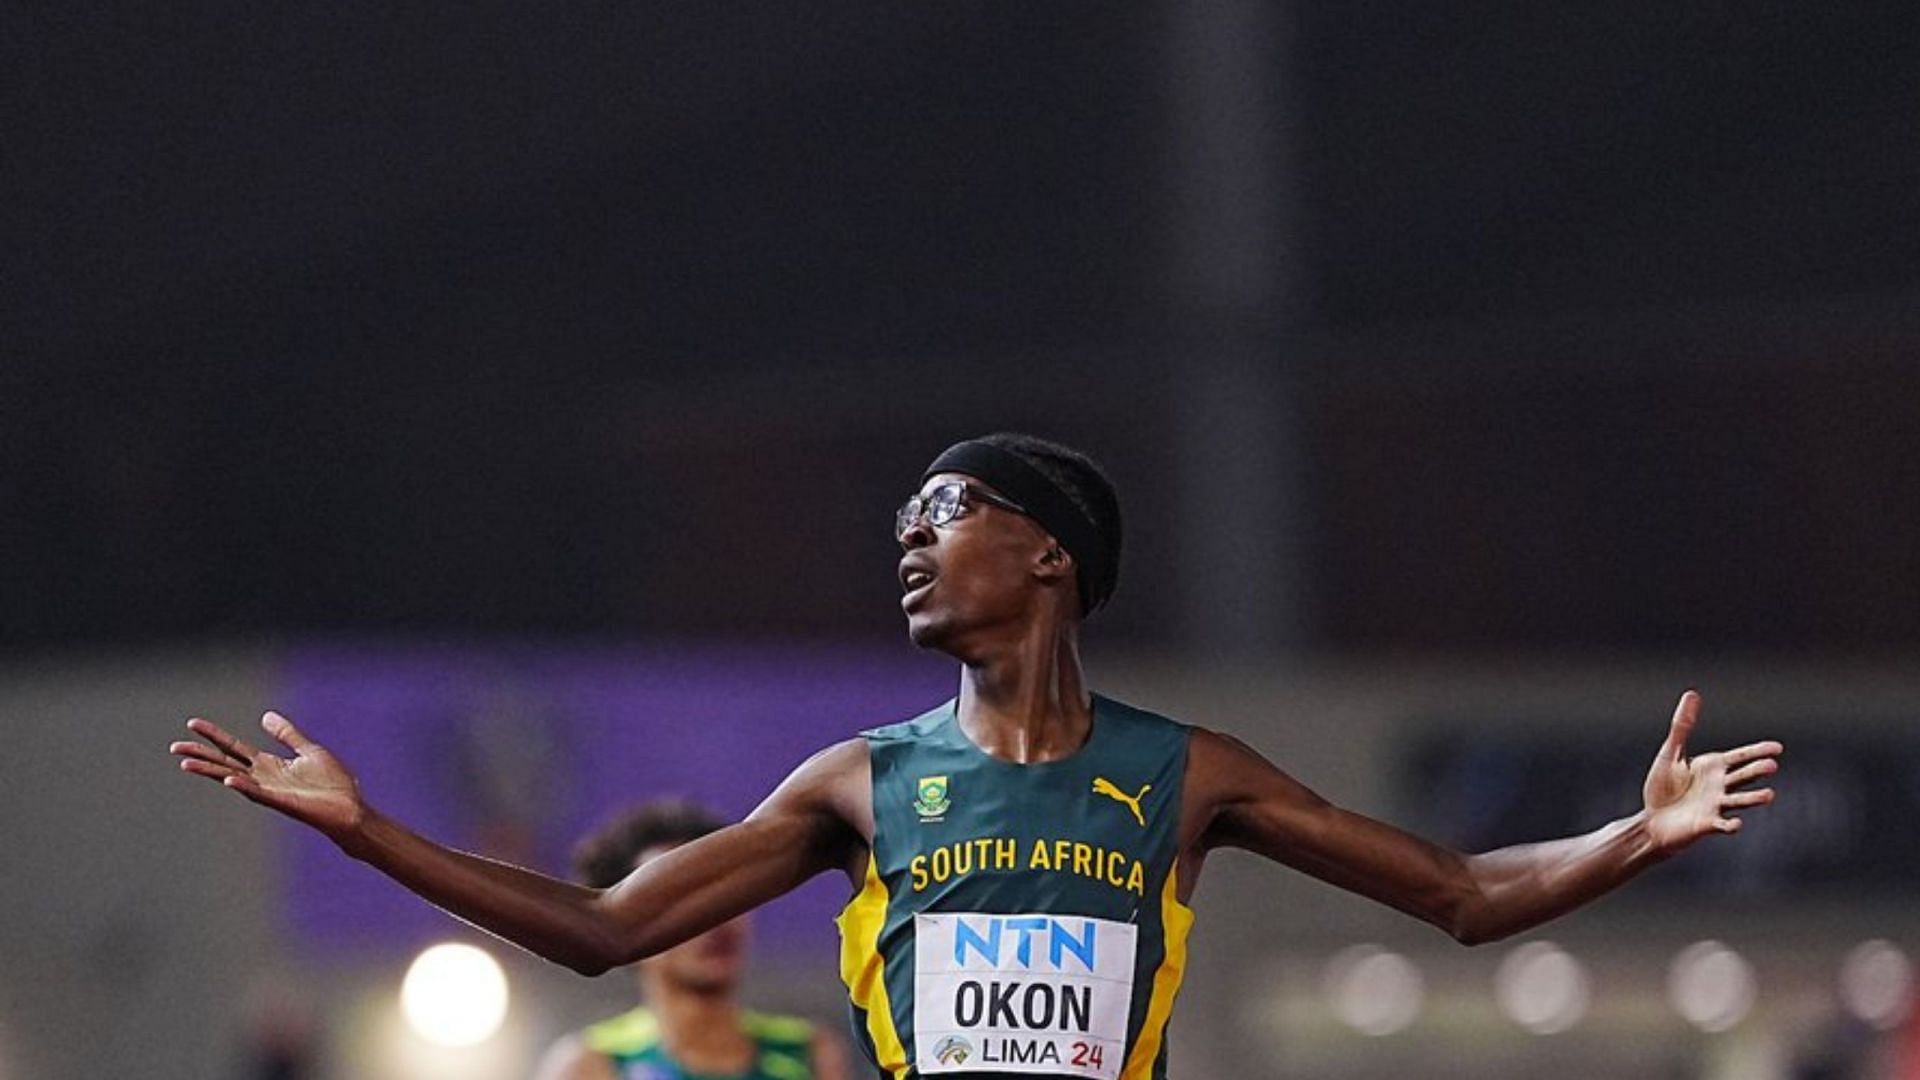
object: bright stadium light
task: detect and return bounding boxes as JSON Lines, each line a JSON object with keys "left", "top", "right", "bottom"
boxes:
{"left": 1494, "top": 941, "right": 1591, "bottom": 1034}
{"left": 1838, "top": 939, "right": 1913, "bottom": 1031}
{"left": 1667, "top": 940, "right": 1756, "bottom": 1033}
{"left": 1324, "top": 944, "right": 1425, "bottom": 1036}
{"left": 400, "top": 942, "right": 510, "bottom": 1047}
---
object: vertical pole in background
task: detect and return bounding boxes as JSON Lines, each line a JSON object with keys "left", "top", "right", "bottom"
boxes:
{"left": 1166, "top": 0, "right": 1308, "bottom": 659}
{"left": 1162, "top": 9, "right": 1306, "bottom": 1076}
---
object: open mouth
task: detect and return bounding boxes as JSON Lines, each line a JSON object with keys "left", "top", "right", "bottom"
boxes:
{"left": 900, "top": 564, "right": 937, "bottom": 606}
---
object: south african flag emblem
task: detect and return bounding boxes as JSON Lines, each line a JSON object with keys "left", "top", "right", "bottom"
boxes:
{"left": 914, "top": 775, "right": 950, "bottom": 819}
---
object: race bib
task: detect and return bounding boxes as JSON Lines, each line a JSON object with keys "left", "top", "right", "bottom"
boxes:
{"left": 913, "top": 912, "right": 1137, "bottom": 1078}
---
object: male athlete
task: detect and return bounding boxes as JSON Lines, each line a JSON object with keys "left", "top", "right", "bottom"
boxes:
{"left": 533, "top": 800, "right": 850, "bottom": 1080}
{"left": 173, "top": 433, "right": 1784, "bottom": 1079}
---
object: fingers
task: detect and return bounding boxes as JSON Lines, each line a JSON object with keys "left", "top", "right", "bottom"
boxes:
{"left": 177, "top": 756, "right": 242, "bottom": 782}
{"left": 184, "top": 717, "right": 258, "bottom": 769}
{"left": 172, "top": 716, "right": 304, "bottom": 804}
{"left": 173, "top": 732, "right": 254, "bottom": 788}
{"left": 178, "top": 757, "right": 272, "bottom": 806}
{"left": 1724, "top": 757, "right": 1779, "bottom": 789}
{"left": 172, "top": 737, "right": 271, "bottom": 802}
{"left": 262, "top": 711, "right": 314, "bottom": 752}
{"left": 221, "top": 773, "right": 267, "bottom": 801}
{"left": 1708, "top": 772, "right": 1777, "bottom": 837}
{"left": 1659, "top": 690, "right": 1701, "bottom": 763}
{"left": 170, "top": 739, "right": 239, "bottom": 768}
{"left": 1722, "top": 740, "right": 1785, "bottom": 769}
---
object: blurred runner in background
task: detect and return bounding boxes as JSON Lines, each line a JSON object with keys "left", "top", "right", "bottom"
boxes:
{"left": 534, "top": 800, "right": 849, "bottom": 1080}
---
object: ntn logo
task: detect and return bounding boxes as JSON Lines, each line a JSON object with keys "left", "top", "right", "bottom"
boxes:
{"left": 954, "top": 916, "right": 1097, "bottom": 971}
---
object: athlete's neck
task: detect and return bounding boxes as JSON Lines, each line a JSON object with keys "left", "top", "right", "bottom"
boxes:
{"left": 642, "top": 973, "right": 753, "bottom": 1072}
{"left": 955, "top": 616, "right": 1091, "bottom": 764}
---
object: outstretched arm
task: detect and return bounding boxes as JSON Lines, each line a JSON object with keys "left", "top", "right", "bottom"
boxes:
{"left": 1193, "top": 691, "right": 1781, "bottom": 945}
{"left": 171, "top": 712, "right": 869, "bottom": 975}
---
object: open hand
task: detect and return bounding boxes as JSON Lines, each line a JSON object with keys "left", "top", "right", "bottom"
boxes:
{"left": 171, "top": 712, "right": 365, "bottom": 841}
{"left": 1642, "top": 691, "right": 1782, "bottom": 854}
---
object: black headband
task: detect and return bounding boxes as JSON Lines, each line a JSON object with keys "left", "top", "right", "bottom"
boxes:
{"left": 922, "top": 440, "right": 1114, "bottom": 613}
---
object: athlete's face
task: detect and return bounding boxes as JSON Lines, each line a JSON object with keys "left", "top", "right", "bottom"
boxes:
{"left": 897, "top": 472, "right": 1064, "bottom": 652}
{"left": 633, "top": 843, "right": 751, "bottom": 995}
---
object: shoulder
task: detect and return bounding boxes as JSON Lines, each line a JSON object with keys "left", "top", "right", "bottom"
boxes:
{"left": 761, "top": 736, "right": 873, "bottom": 803}
{"left": 580, "top": 1006, "right": 661, "bottom": 1056}
{"left": 782, "top": 736, "right": 872, "bottom": 784}
{"left": 1182, "top": 725, "right": 1333, "bottom": 847}
{"left": 1185, "top": 725, "right": 1302, "bottom": 794}
{"left": 532, "top": 1031, "right": 625, "bottom": 1080}
{"left": 804, "top": 1022, "right": 856, "bottom": 1080}
{"left": 752, "top": 737, "right": 873, "bottom": 842}
{"left": 742, "top": 1011, "right": 851, "bottom": 1080}
{"left": 740, "top": 1008, "right": 815, "bottom": 1046}
{"left": 1187, "top": 725, "right": 1256, "bottom": 768}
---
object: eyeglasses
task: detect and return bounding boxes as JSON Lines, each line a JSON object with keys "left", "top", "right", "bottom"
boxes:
{"left": 895, "top": 481, "right": 1028, "bottom": 540}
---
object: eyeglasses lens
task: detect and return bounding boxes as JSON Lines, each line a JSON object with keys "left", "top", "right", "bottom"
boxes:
{"left": 895, "top": 483, "right": 969, "bottom": 540}
{"left": 928, "top": 484, "right": 962, "bottom": 526}
{"left": 894, "top": 497, "right": 924, "bottom": 540}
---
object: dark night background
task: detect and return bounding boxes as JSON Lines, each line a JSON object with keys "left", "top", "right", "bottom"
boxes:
{"left": 7, "top": 4, "right": 1918, "bottom": 655}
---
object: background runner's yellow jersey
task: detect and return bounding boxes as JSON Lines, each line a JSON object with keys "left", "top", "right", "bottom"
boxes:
{"left": 838, "top": 694, "right": 1194, "bottom": 1080}
{"left": 581, "top": 1006, "right": 817, "bottom": 1080}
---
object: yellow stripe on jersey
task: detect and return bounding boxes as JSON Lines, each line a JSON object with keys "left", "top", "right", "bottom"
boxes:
{"left": 582, "top": 1006, "right": 662, "bottom": 1056}
{"left": 836, "top": 854, "right": 909, "bottom": 1079}
{"left": 1119, "top": 870, "right": 1195, "bottom": 1080}
{"left": 758, "top": 1050, "right": 813, "bottom": 1080}
{"left": 740, "top": 1010, "right": 814, "bottom": 1044}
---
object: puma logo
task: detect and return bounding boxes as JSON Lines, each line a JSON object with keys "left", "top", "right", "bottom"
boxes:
{"left": 1091, "top": 778, "right": 1152, "bottom": 827}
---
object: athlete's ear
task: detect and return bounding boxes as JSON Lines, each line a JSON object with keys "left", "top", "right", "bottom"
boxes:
{"left": 1033, "top": 544, "right": 1075, "bottom": 586}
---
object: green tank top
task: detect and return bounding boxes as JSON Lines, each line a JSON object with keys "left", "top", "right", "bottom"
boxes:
{"left": 581, "top": 1006, "right": 816, "bottom": 1080}
{"left": 837, "top": 694, "right": 1195, "bottom": 1080}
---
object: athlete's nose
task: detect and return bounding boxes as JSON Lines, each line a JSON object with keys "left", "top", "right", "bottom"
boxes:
{"left": 898, "top": 515, "right": 935, "bottom": 551}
